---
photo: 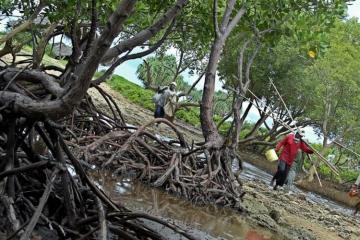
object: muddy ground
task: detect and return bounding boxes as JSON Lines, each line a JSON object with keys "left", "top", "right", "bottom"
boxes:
{"left": 88, "top": 83, "right": 360, "bottom": 240}
{"left": 240, "top": 150, "right": 360, "bottom": 209}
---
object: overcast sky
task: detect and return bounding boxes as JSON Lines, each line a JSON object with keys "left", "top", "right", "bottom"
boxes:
{"left": 348, "top": 0, "right": 360, "bottom": 19}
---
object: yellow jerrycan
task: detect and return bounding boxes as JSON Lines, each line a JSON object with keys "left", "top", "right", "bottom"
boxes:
{"left": 265, "top": 149, "right": 278, "bottom": 162}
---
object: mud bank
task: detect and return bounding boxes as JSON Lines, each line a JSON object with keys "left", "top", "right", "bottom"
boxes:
{"left": 93, "top": 170, "right": 360, "bottom": 240}
{"left": 240, "top": 150, "right": 359, "bottom": 209}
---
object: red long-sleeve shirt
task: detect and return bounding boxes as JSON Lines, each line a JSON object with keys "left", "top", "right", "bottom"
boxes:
{"left": 275, "top": 133, "right": 314, "bottom": 166}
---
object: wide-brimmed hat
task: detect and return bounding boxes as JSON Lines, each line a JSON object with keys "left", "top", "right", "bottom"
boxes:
{"left": 170, "top": 82, "right": 177, "bottom": 87}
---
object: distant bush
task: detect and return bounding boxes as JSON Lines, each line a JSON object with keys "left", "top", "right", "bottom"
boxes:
{"left": 339, "top": 169, "right": 359, "bottom": 183}
{"left": 175, "top": 109, "right": 201, "bottom": 127}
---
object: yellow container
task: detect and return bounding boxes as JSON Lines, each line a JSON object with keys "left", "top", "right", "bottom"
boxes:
{"left": 265, "top": 149, "right": 278, "bottom": 162}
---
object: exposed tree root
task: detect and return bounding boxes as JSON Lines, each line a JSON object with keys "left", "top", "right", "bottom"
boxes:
{"left": 0, "top": 64, "right": 244, "bottom": 240}
{"left": 0, "top": 84, "right": 199, "bottom": 239}
{"left": 74, "top": 110, "right": 246, "bottom": 211}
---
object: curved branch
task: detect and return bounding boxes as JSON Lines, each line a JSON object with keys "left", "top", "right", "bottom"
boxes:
{"left": 103, "top": 118, "right": 187, "bottom": 166}
{"left": 216, "top": 111, "right": 232, "bottom": 129}
{"left": 186, "top": 70, "right": 205, "bottom": 95}
{"left": 93, "top": 20, "right": 175, "bottom": 85}
{"left": 33, "top": 23, "right": 58, "bottom": 69}
{"left": 2, "top": 68, "right": 64, "bottom": 97}
{"left": 0, "top": 1, "right": 136, "bottom": 119}
{"left": 101, "top": 0, "right": 188, "bottom": 63}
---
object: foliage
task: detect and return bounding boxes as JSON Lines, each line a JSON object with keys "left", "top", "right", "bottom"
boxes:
{"left": 136, "top": 54, "right": 184, "bottom": 89}
{"left": 305, "top": 19, "right": 360, "bottom": 145}
{"left": 339, "top": 169, "right": 359, "bottom": 183}
{"left": 189, "top": 88, "right": 202, "bottom": 102}
{"left": 213, "top": 90, "right": 232, "bottom": 117}
{"left": 175, "top": 109, "right": 200, "bottom": 127}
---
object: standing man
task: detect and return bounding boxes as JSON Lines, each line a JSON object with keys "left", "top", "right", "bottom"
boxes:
{"left": 163, "top": 82, "right": 177, "bottom": 122}
{"left": 271, "top": 128, "right": 314, "bottom": 190}
{"left": 152, "top": 82, "right": 177, "bottom": 121}
{"left": 153, "top": 86, "right": 166, "bottom": 119}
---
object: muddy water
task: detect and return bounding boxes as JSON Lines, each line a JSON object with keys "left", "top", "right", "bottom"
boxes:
{"left": 89, "top": 160, "right": 355, "bottom": 240}
{"left": 93, "top": 171, "right": 278, "bottom": 240}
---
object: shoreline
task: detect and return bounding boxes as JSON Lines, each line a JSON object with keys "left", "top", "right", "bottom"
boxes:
{"left": 240, "top": 149, "right": 359, "bottom": 209}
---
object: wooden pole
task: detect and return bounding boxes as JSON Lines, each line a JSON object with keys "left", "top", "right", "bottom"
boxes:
{"left": 236, "top": 88, "right": 340, "bottom": 176}
{"left": 267, "top": 77, "right": 340, "bottom": 176}
{"left": 308, "top": 154, "right": 323, "bottom": 187}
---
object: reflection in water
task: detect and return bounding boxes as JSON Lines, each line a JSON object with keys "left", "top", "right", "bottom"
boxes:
{"left": 93, "top": 171, "right": 276, "bottom": 240}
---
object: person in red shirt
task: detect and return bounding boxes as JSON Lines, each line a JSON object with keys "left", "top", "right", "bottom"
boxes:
{"left": 270, "top": 128, "right": 314, "bottom": 190}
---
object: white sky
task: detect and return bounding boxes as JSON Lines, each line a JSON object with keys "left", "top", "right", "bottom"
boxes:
{"left": 348, "top": 0, "right": 360, "bottom": 19}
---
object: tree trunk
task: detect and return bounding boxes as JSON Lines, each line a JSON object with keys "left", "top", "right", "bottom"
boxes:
{"left": 200, "top": 1, "right": 246, "bottom": 148}
{"left": 200, "top": 35, "right": 225, "bottom": 146}
{"left": 230, "top": 94, "right": 245, "bottom": 149}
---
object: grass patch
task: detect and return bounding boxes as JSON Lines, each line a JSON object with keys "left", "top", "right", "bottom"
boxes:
{"left": 107, "top": 75, "right": 155, "bottom": 111}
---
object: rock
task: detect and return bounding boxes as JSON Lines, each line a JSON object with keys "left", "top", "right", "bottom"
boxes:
{"left": 333, "top": 219, "right": 340, "bottom": 226}
{"left": 284, "top": 227, "right": 316, "bottom": 240}
{"left": 322, "top": 216, "right": 342, "bottom": 228}
{"left": 298, "top": 193, "right": 307, "bottom": 201}
{"left": 280, "top": 196, "right": 288, "bottom": 202}
{"left": 247, "top": 182, "right": 258, "bottom": 188}
{"left": 324, "top": 206, "right": 331, "bottom": 211}
{"left": 269, "top": 209, "right": 281, "bottom": 223}
{"left": 251, "top": 214, "right": 278, "bottom": 231}
{"left": 352, "top": 229, "right": 360, "bottom": 236}
{"left": 242, "top": 199, "right": 269, "bottom": 214}
{"left": 327, "top": 226, "right": 336, "bottom": 231}
{"left": 329, "top": 210, "right": 338, "bottom": 215}
{"left": 338, "top": 231, "right": 351, "bottom": 239}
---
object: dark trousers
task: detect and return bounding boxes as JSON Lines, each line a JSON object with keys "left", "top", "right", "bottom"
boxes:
{"left": 154, "top": 105, "right": 164, "bottom": 118}
{"left": 272, "top": 160, "right": 291, "bottom": 187}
